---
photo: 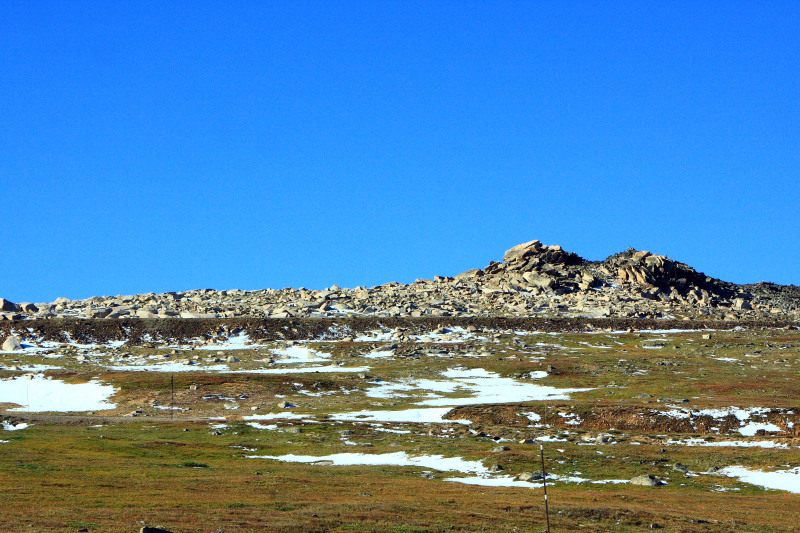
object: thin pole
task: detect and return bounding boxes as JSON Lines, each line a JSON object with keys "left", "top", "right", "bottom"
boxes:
{"left": 540, "top": 443, "right": 551, "bottom": 533}
{"left": 170, "top": 374, "right": 175, "bottom": 420}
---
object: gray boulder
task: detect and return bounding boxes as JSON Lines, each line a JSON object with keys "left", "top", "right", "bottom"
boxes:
{"left": 2, "top": 336, "right": 23, "bottom": 351}
{"left": 630, "top": 474, "right": 664, "bottom": 486}
{"left": 672, "top": 462, "right": 689, "bottom": 474}
{"left": 517, "top": 471, "right": 545, "bottom": 482}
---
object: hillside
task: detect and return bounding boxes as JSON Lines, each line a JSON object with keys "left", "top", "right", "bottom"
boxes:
{"left": 2, "top": 240, "right": 799, "bottom": 322}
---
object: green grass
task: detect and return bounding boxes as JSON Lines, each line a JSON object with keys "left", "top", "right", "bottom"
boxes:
{"left": 1, "top": 326, "right": 799, "bottom": 532}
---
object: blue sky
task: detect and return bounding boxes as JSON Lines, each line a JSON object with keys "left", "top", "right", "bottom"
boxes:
{"left": 2, "top": 2, "right": 798, "bottom": 303}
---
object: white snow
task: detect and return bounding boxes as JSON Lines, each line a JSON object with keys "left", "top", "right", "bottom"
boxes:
{"left": 412, "top": 327, "right": 477, "bottom": 343}
{"left": 271, "top": 344, "right": 331, "bottom": 363}
{"left": 334, "top": 366, "right": 588, "bottom": 425}
{"left": 363, "top": 350, "right": 395, "bottom": 359}
{"left": 576, "top": 342, "right": 612, "bottom": 349}
{"left": 221, "top": 365, "right": 371, "bottom": 374}
{"left": 330, "top": 408, "right": 470, "bottom": 424}
{"left": 2, "top": 421, "right": 30, "bottom": 431}
{"left": 364, "top": 367, "right": 589, "bottom": 408}
{"left": 248, "top": 422, "right": 278, "bottom": 430}
{"left": 0, "top": 364, "right": 60, "bottom": 371}
{"left": 738, "top": 422, "right": 782, "bottom": 436}
{"left": 719, "top": 466, "right": 800, "bottom": 494}
{"left": 245, "top": 412, "right": 315, "bottom": 421}
{"left": 108, "top": 363, "right": 229, "bottom": 372}
{"left": 251, "top": 451, "right": 489, "bottom": 473}
{"left": 354, "top": 331, "right": 393, "bottom": 342}
{"left": 667, "top": 438, "right": 790, "bottom": 449}
{"left": 523, "top": 412, "right": 542, "bottom": 423}
{"left": 445, "top": 476, "right": 534, "bottom": 487}
{"left": 0, "top": 374, "right": 117, "bottom": 412}
{"left": 536, "top": 435, "right": 569, "bottom": 442}
{"left": 444, "top": 473, "right": 626, "bottom": 488}
{"left": 196, "top": 332, "right": 252, "bottom": 350}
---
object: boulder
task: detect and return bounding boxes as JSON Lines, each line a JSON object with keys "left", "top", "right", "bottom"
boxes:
{"left": 19, "top": 303, "right": 38, "bottom": 313}
{"left": 522, "top": 272, "right": 556, "bottom": 289}
{"left": 672, "top": 462, "right": 689, "bottom": 474}
{"left": 141, "top": 527, "right": 173, "bottom": 533}
{"left": 517, "top": 471, "right": 545, "bottom": 482}
{"left": 0, "top": 298, "right": 19, "bottom": 312}
{"left": 87, "top": 308, "right": 112, "bottom": 319}
{"left": 503, "top": 240, "right": 543, "bottom": 262}
{"left": 630, "top": 474, "right": 664, "bottom": 486}
{"left": 595, "top": 433, "right": 615, "bottom": 445}
{"left": 2, "top": 336, "right": 23, "bottom": 351}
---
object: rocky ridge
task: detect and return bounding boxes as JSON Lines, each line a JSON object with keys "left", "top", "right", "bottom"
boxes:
{"left": 2, "top": 240, "right": 798, "bottom": 322}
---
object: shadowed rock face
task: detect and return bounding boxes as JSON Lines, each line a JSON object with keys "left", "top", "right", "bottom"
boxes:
{"left": 2, "top": 240, "right": 799, "bottom": 321}
{"left": 458, "top": 240, "right": 737, "bottom": 302}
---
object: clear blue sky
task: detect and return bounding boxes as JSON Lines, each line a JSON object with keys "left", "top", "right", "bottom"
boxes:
{"left": 2, "top": 2, "right": 798, "bottom": 303}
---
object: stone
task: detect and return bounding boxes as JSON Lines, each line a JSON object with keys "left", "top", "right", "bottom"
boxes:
{"left": 596, "top": 433, "right": 615, "bottom": 445}
{"left": 87, "top": 308, "right": 112, "bottom": 319}
{"left": 19, "top": 302, "right": 38, "bottom": 313}
{"left": 629, "top": 474, "right": 664, "bottom": 486}
{"left": 0, "top": 298, "right": 19, "bottom": 312}
{"left": 503, "top": 240, "right": 543, "bottom": 262}
{"left": 522, "top": 272, "right": 556, "bottom": 289}
{"left": 672, "top": 462, "right": 689, "bottom": 474}
{"left": 141, "top": 527, "right": 173, "bottom": 533}
{"left": 2, "top": 336, "right": 23, "bottom": 351}
{"left": 491, "top": 445, "right": 510, "bottom": 453}
{"left": 517, "top": 471, "right": 545, "bottom": 482}
{"left": 277, "top": 400, "right": 294, "bottom": 409}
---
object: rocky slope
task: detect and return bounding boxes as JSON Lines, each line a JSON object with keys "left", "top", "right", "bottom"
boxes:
{"left": 2, "top": 240, "right": 799, "bottom": 322}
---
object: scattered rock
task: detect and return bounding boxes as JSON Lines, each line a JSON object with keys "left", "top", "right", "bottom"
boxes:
{"left": 4, "top": 240, "right": 798, "bottom": 321}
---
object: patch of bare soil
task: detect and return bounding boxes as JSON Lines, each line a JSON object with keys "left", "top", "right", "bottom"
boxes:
{"left": 2, "top": 316, "right": 797, "bottom": 345}
{"left": 446, "top": 403, "right": 800, "bottom": 435}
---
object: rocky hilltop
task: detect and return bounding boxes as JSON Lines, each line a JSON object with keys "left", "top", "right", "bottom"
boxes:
{"left": 2, "top": 240, "right": 799, "bottom": 322}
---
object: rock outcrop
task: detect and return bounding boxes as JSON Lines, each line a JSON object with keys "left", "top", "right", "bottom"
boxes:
{"left": 2, "top": 240, "right": 798, "bottom": 322}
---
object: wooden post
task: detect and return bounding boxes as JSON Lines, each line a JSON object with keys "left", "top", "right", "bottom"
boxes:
{"left": 170, "top": 374, "right": 175, "bottom": 420}
{"left": 540, "top": 443, "right": 551, "bottom": 533}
